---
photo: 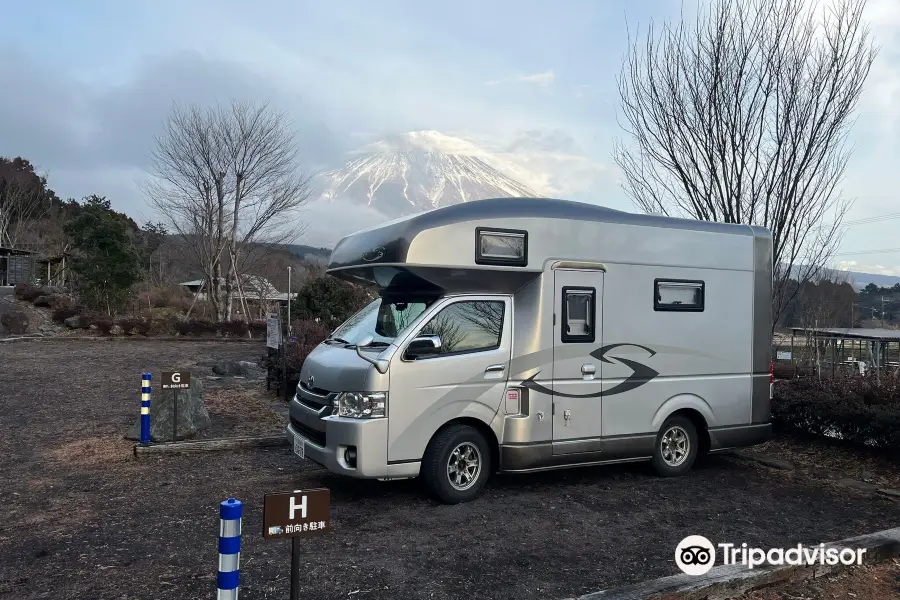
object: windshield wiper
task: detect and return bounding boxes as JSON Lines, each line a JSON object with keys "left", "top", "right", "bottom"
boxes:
{"left": 324, "top": 337, "right": 352, "bottom": 345}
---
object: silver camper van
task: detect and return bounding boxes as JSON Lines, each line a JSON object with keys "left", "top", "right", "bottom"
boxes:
{"left": 286, "top": 197, "right": 773, "bottom": 504}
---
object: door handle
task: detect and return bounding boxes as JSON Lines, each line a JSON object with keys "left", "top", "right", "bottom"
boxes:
{"left": 485, "top": 364, "right": 506, "bottom": 373}
{"left": 581, "top": 364, "right": 596, "bottom": 375}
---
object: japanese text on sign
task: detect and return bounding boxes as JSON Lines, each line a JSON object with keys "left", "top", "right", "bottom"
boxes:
{"left": 262, "top": 488, "right": 331, "bottom": 540}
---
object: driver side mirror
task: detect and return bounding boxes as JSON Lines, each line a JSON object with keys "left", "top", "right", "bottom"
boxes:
{"left": 405, "top": 335, "right": 442, "bottom": 359}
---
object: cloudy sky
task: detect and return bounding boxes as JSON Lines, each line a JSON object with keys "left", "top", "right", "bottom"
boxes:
{"left": 1, "top": 0, "right": 899, "bottom": 274}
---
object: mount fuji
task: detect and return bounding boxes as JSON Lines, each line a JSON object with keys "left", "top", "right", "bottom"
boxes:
{"left": 319, "top": 131, "right": 539, "bottom": 217}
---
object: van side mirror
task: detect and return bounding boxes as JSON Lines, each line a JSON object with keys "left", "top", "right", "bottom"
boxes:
{"left": 406, "top": 335, "right": 442, "bottom": 359}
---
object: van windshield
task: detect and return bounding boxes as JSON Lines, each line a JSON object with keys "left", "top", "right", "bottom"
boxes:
{"left": 329, "top": 297, "right": 433, "bottom": 346}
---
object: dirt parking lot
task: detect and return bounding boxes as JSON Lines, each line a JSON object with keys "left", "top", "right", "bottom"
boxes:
{"left": 2, "top": 340, "right": 899, "bottom": 600}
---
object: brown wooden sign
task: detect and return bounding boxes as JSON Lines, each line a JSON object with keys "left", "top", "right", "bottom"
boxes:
{"left": 262, "top": 488, "right": 331, "bottom": 539}
{"left": 161, "top": 371, "right": 191, "bottom": 390}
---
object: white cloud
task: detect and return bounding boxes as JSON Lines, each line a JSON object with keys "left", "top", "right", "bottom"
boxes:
{"left": 836, "top": 260, "right": 900, "bottom": 276}
{"left": 486, "top": 70, "right": 555, "bottom": 88}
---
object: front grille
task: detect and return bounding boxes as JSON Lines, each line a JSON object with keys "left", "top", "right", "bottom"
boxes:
{"left": 290, "top": 417, "right": 326, "bottom": 447}
{"left": 299, "top": 380, "right": 332, "bottom": 396}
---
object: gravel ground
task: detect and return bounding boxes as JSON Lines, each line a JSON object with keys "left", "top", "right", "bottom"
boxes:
{"left": 2, "top": 341, "right": 899, "bottom": 600}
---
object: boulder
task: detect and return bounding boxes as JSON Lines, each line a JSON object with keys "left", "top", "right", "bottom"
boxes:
{"left": 212, "top": 360, "right": 265, "bottom": 378}
{"left": 32, "top": 295, "right": 53, "bottom": 308}
{"left": 64, "top": 315, "right": 91, "bottom": 329}
{"left": 0, "top": 306, "right": 30, "bottom": 335}
{"left": 125, "top": 376, "right": 211, "bottom": 442}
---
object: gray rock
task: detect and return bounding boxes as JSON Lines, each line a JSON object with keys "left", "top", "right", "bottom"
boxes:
{"left": 125, "top": 376, "right": 210, "bottom": 442}
{"left": 64, "top": 315, "right": 90, "bottom": 329}
{"left": 860, "top": 470, "right": 876, "bottom": 483}
{"left": 0, "top": 306, "right": 30, "bottom": 334}
{"left": 212, "top": 360, "right": 264, "bottom": 378}
{"left": 877, "top": 488, "right": 900, "bottom": 498}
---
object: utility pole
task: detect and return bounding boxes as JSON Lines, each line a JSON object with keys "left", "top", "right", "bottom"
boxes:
{"left": 882, "top": 296, "right": 885, "bottom": 329}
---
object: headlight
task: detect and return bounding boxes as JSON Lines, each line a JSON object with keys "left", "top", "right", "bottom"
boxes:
{"left": 332, "top": 392, "right": 387, "bottom": 418}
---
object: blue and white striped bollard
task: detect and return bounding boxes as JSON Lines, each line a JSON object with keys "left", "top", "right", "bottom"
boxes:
{"left": 140, "top": 372, "right": 151, "bottom": 445}
{"left": 218, "top": 498, "right": 243, "bottom": 600}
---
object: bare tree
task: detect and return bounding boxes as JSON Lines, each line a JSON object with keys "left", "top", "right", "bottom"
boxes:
{"left": 144, "top": 101, "right": 313, "bottom": 321}
{"left": 0, "top": 177, "right": 49, "bottom": 248}
{"left": 615, "top": 0, "right": 877, "bottom": 331}
{"left": 421, "top": 313, "right": 465, "bottom": 353}
{"left": 456, "top": 301, "right": 504, "bottom": 341}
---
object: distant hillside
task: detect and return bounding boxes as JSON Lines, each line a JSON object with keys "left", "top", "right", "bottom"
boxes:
{"left": 284, "top": 244, "right": 331, "bottom": 261}
{"left": 844, "top": 271, "right": 900, "bottom": 290}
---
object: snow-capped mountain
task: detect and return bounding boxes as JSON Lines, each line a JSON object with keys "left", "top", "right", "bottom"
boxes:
{"left": 319, "top": 131, "right": 538, "bottom": 217}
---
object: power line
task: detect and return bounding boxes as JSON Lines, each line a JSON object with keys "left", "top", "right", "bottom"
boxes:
{"left": 843, "top": 213, "right": 900, "bottom": 226}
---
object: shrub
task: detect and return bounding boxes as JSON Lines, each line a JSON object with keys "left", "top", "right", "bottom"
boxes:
{"left": 248, "top": 320, "right": 267, "bottom": 337}
{"left": 291, "top": 277, "right": 373, "bottom": 327}
{"left": 93, "top": 316, "right": 114, "bottom": 335}
{"left": 261, "top": 319, "right": 331, "bottom": 396}
{"left": 51, "top": 306, "right": 82, "bottom": 323}
{"left": 772, "top": 372, "right": 900, "bottom": 455}
{"left": 13, "top": 283, "right": 44, "bottom": 303}
{"left": 284, "top": 319, "right": 331, "bottom": 380}
{"left": 174, "top": 318, "right": 218, "bottom": 336}
{"left": 218, "top": 320, "right": 250, "bottom": 337}
{"left": 117, "top": 316, "right": 151, "bottom": 336}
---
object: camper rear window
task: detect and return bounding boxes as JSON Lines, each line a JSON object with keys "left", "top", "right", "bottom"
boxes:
{"left": 654, "top": 279, "right": 704, "bottom": 312}
{"left": 562, "top": 287, "right": 595, "bottom": 343}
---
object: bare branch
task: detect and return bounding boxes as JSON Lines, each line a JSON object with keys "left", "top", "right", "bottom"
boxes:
{"left": 615, "top": 0, "right": 876, "bottom": 333}
{"left": 143, "top": 100, "right": 313, "bottom": 321}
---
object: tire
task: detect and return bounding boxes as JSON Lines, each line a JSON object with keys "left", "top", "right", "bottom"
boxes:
{"left": 421, "top": 424, "right": 491, "bottom": 504}
{"left": 651, "top": 415, "right": 698, "bottom": 477}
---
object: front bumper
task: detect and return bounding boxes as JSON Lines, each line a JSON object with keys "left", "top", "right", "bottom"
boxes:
{"left": 287, "top": 390, "right": 404, "bottom": 478}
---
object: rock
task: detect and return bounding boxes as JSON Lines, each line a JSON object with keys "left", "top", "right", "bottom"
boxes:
{"left": 32, "top": 295, "right": 53, "bottom": 308}
{"left": 64, "top": 315, "right": 90, "bottom": 329}
{"left": 877, "top": 488, "right": 900, "bottom": 498}
{"left": 110, "top": 324, "right": 123, "bottom": 336}
{"left": 860, "top": 470, "right": 876, "bottom": 483}
{"left": 0, "top": 306, "right": 30, "bottom": 334}
{"left": 212, "top": 360, "right": 265, "bottom": 378}
{"left": 125, "top": 376, "right": 210, "bottom": 442}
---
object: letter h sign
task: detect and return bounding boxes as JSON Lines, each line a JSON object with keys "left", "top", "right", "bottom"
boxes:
{"left": 289, "top": 495, "right": 307, "bottom": 520}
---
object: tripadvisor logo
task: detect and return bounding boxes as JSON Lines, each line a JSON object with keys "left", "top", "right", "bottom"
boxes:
{"left": 674, "top": 535, "right": 868, "bottom": 575}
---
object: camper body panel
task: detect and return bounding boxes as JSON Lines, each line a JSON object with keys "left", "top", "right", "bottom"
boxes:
{"left": 286, "top": 197, "right": 773, "bottom": 486}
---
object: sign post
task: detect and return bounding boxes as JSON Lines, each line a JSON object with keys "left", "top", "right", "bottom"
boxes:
{"left": 161, "top": 371, "right": 191, "bottom": 443}
{"left": 263, "top": 488, "right": 331, "bottom": 600}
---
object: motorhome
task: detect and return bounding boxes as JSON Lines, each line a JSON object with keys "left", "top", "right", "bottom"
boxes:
{"left": 286, "top": 197, "right": 773, "bottom": 504}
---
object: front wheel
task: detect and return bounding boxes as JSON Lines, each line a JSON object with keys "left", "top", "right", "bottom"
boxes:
{"left": 421, "top": 425, "right": 491, "bottom": 504}
{"left": 651, "top": 415, "right": 698, "bottom": 477}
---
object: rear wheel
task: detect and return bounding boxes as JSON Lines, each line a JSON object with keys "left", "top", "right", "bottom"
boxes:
{"left": 421, "top": 425, "right": 491, "bottom": 504}
{"left": 651, "top": 415, "right": 698, "bottom": 477}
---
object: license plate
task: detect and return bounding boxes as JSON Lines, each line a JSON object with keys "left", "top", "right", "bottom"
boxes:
{"left": 293, "top": 435, "right": 306, "bottom": 459}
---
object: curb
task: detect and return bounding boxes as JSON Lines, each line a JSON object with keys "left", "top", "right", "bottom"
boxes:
{"left": 565, "top": 527, "right": 900, "bottom": 600}
{"left": 133, "top": 434, "right": 288, "bottom": 457}
{"left": 1, "top": 335, "right": 264, "bottom": 344}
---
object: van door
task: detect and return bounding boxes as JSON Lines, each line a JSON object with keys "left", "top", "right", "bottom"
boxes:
{"left": 386, "top": 296, "right": 512, "bottom": 464}
{"left": 552, "top": 268, "right": 604, "bottom": 453}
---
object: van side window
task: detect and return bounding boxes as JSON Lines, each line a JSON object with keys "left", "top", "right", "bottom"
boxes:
{"left": 655, "top": 279, "right": 704, "bottom": 312}
{"left": 417, "top": 300, "right": 505, "bottom": 356}
{"left": 562, "top": 287, "right": 595, "bottom": 343}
